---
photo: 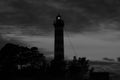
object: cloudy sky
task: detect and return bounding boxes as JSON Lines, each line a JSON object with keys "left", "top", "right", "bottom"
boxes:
{"left": 0, "top": 0, "right": 120, "bottom": 60}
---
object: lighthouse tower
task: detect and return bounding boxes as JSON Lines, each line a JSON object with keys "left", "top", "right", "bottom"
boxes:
{"left": 53, "top": 14, "right": 64, "bottom": 61}
{"left": 50, "top": 14, "right": 65, "bottom": 74}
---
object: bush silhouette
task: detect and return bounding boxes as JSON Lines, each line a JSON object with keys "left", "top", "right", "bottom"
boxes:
{"left": 0, "top": 43, "right": 46, "bottom": 72}
{"left": 68, "top": 56, "right": 90, "bottom": 80}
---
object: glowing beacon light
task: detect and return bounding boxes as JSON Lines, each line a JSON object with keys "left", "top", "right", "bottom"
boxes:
{"left": 58, "top": 16, "right": 61, "bottom": 19}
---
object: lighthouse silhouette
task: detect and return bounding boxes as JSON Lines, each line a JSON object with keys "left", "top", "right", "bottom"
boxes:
{"left": 53, "top": 14, "right": 64, "bottom": 61}
{"left": 50, "top": 14, "right": 65, "bottom": 73}
{"left": 50, "top": 14, "right": 65, "bottom": 74}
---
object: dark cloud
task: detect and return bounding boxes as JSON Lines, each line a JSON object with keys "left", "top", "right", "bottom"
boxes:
{"left": 0, "top": 0, "right": 119, "bottom": 34}
{"left": 69, "top": 0, "right": 120, "bottom": 21}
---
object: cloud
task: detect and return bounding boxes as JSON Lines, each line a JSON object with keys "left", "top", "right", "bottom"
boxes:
{"left": 0, "top": 0, "right": 120, "bottom": 41}
{"left": 0, "top": 0, "right": 120, "bottom": 33}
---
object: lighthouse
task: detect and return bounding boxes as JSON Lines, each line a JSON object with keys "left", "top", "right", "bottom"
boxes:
{"left": 53, "top": 14, "right": 64, "bottom": 61}
{"left": 50, "top": 14, "right": 65, "bottom": 74}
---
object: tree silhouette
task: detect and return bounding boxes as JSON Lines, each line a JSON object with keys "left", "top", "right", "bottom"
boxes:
{"left": 68, "top": 56, "right": 90, "bottom": 80}
{"left": 0, "top": 43, "right": 20, "bottom": 72}
{"left": 16, "top": 46, "right": 46, "bottom": 72}
{"left": 0, "top": 43, "right": 46, "bottom": 72}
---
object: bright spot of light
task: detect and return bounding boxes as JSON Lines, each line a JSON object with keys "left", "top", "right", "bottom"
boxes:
{"left": 58, "top": 17, "right": 61, "bottom": 19}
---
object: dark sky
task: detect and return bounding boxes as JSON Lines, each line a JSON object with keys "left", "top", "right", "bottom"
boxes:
{"left": 1, "top": 0, "right": 120, "bottom": 32}
{"left": 0, "top": 0, "right": 120, "bottom": 60}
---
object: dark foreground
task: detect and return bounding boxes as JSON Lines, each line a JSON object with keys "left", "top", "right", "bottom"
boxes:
{"left": 0, "top": 71, "right": 110, "bottom": 80}
{"left": 0, "top": 72, "right": 74, "bottom": 80}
